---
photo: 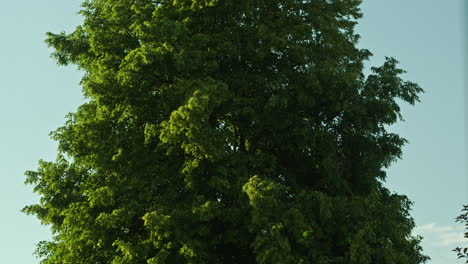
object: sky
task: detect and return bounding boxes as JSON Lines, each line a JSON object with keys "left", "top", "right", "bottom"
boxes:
{"left": 356, "top": 1, "right": 467, "bottom": 263}
{"left": 0, "top": 1, "right": 465, "bottom": 263}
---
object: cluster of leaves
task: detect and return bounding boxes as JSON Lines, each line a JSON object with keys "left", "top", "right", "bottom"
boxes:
{"left": 25, "top": 0, "right": 429, "bottom": 263}
{"left": 454, "top": 205, "right": 468, "bottom": 262}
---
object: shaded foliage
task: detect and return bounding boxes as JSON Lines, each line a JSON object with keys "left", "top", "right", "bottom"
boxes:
{"left": 454, "top": 205, "right": 468, "bottom": 262}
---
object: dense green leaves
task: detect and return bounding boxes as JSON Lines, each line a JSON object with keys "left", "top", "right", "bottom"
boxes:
{"left": 25, "top": 0, "right": 429, "bottom": 263}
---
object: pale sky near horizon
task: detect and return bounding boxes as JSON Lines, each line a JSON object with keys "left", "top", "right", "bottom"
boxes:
{"left": 0, "top": 1, "right": 465, "bottom": 263}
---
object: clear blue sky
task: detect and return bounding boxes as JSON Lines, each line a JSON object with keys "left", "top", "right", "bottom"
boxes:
{"left": 0, "top": 1, "right": 465, "bottom": 263}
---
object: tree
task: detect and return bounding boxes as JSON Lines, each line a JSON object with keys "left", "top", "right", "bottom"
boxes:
{"left": 454, "top": 205, "right": 468, "bottom": 262}
{"left": 24, "top": 0, "right": 429, "bottom": 263}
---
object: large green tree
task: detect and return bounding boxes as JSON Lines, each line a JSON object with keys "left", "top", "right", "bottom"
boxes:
{"left": 25, "top": 0, "right": 429, "bottom": 263}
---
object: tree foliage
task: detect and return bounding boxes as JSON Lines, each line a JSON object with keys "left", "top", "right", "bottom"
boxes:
{"left": 25, "top": 0, "right": 429, "bottom": 263}
{"left": 454, "top": 205, "right": 468, "bottom": 263}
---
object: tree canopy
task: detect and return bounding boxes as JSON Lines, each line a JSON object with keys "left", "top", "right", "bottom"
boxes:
{"left": 25, "top": 0, "right": 429, "bottom": 263}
